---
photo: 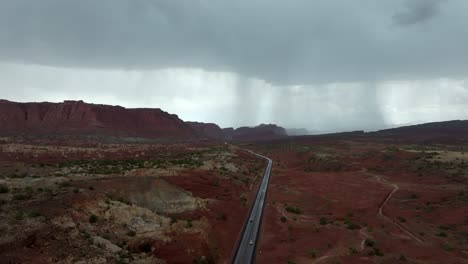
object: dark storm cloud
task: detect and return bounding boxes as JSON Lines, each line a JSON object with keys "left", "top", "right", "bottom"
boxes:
{"left": 0, "top": 0, "right": 467, "bottom": 86}
{"left": 393, "top": 0, "right": 445, "bottom": 26}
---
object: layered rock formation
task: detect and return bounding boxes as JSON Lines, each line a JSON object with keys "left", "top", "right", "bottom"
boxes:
{"left": 186, "top": 122, "right": 224, "bottom": 139}
{"left": 224, "top": 124, "right": 287, "bottom": 141}
{"left": 0, "top": 100, "right": 196, "bottom": 139}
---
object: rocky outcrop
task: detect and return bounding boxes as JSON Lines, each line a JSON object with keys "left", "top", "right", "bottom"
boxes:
{"left": 0, "top": 100, "right": 196, "bottom": 139}
{"left": 187, "top": 121, "right": 224, "bottom": 139}
{"left": 225, "top": 124, "right": 287, "bottom": 141}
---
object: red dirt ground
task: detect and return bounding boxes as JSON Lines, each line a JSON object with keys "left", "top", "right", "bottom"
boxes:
{"left": 254, "top": 140, "right": 468, "bottom": 264}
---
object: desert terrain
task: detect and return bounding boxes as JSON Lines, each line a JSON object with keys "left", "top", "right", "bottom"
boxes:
{"left": 0, "top": 100, "right": 467, "bottom": 264}
{"left": 0, "top": 138, "right": 267, "bottom": 264}
{"left": 255, "top": 137, "right": 468, "bottom": 264}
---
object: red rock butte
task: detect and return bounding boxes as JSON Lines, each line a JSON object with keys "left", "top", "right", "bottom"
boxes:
{"left": 0, "top": 100, "right": 196, "bottom": 139}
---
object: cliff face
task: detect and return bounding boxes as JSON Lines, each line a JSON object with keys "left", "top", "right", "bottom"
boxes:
{"left": 186, "top": 122, "right": 224, "bottom": 139}
{"left": 225, "top": 124, "right": 287, "bottom": 141}
{"left": 0, "top": 100, "right": 196, "bottom": 139}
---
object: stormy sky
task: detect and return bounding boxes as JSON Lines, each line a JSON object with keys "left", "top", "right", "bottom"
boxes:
{"left": 1, "top": 0, "right": 467, "bottom": 132}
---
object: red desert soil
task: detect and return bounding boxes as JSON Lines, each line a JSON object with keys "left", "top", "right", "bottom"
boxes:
{"left": 254, "top": 140, "right": 468, "bottom": 264}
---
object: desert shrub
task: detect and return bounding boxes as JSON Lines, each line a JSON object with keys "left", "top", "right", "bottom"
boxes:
{"left": 436, "top": 231, "right": 447, "bottom": 237}
{"left": 349, "top": 247, "right": 358, "bottom": 254}
{"left": 287, "top": 260, "right": 296, "bottom": 264}
{"left": 193, "top": 255, "right": 215, "bottom": 264}
{"left": 89, "top": 214, "right": 98, "bottom": 224}
{"left": 27, "top": 210, "right": 42, "bottom": 218}
{"left": 373, "top": 248, "right": 384, "bottom": 256}
{"left": 219, "top": 213, "right": 227, "bottom": 221}
{"left": 344, "top": 219, "right": 360, "bottom": 230}
{"left": 399, "top": 254, "right": 407, "bottom": 261}
{"left": 309, "top": 249, "right": 317, "bottom": 258}
{"left": 127, "top": 230, "right": 136, "bottom": 237}
{"left": 186, "top": 220, "right": 193, "bottom": 228}
{"left": 442, "top": 242, "right": 454, "bottom": 251}
{"left": 285, "top": 206, "right": 302, "bottom": 214}
{"left": 438, "top": 225, "right": 450, "bottom": 230}
{"left": 58, "top": 181, "right": 71, "bottom": 188}
{"left": 9, "top": 173, "right": 27, "bottom": 178}
{"left": 365, "top": 239, "right": 375, "bottom": 247}
{"left": 0, "top": 184, "right": 9, "bottom": 193}
{"left": 398, "top": 216, "right": 406, "bottom": 223}
{"left": 13, "top": 193, "right": 32, "bottom": 200}
{"left": 319, "top": 216, "right": 328, "bottom": 225}
{"left": 280, "top": 216, "right": 287, "bottom": 223}
{"left": 240, "top": 197, "right": 247, "bottom": 206}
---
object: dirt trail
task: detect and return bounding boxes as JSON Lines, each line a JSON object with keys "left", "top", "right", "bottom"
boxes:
{"left": 365, "top": 171, "right": 424, "bottom": 244}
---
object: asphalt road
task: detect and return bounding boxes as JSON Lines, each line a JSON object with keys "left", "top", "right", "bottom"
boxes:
{"left": 232, "top": 150, "right": 273, "bottom": 264}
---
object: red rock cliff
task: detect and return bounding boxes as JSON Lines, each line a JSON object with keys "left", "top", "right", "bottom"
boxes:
{"left": 187, "top": 122, "right": 224, "bottom": 139}
{"left": 0, "top": 100, "right": 197, "bottom": 139}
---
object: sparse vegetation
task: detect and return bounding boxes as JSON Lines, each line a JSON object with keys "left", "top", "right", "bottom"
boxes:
{"left": 319, "top": 216, "right": 328, "bottom": 225}
{"left": 0, "top": 184, "right": 9, "bottom": 193}
{"left": 435, "top": 231, "right": 447, "bottom": 237}
{"left": 89, "top": 214, "right": 98, "bottom": 224}
{"left": 308, "top": 249, "right": 317, "bottom": 258}
{"left": 365, "top": 239, "right": 375, "bottom": 247}
{"left": 344, "top": 219, "right": 360, "bottom": 230}
{"left": 285, "top": 206, "right": 302, "bottom": 214}
{"left": 126, "top": 230, "right": 136, "bottom": 237}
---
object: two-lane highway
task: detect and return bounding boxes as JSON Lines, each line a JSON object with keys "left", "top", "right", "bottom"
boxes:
{"left": 232, "top": 150, "right": 273, "bottom": 264}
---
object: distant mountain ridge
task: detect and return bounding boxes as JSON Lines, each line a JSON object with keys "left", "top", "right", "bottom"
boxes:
{"left": 1, "top": 99, "right": 466, "bottom": 141}
{"left": 0, "top": 100, "right": 289, "bottom": 141}
{"left": 372, "top": 120, "right": 468, "bottom": 139}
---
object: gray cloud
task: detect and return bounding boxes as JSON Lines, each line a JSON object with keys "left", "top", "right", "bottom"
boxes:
{"left": 0, "top": 0, "right": 467, "bottom": 85}
{"left": 393, "top": 0, "right": 445, "bottom": 26}
{"left": 0, "top": 1, "right": 467, "bottom": 132}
